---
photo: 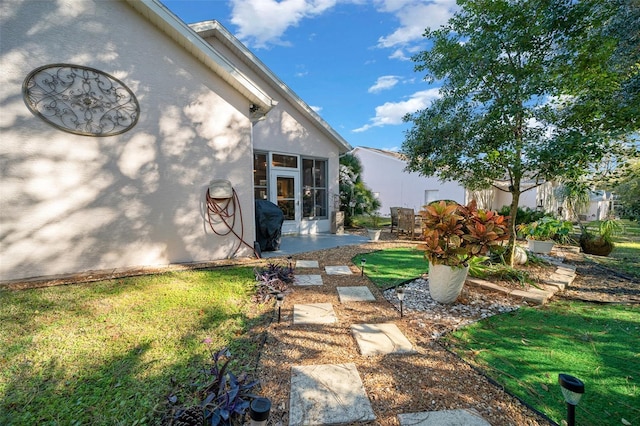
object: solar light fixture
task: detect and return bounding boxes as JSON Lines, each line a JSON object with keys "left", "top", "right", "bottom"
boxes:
{"left": 558, "top": 373, "right": 584, "bottom": 426}
{"left": 275, "top": 293, "right": 285, "bottom": 323}
{"left": 396, "top": 286, "right": 405, "bottom": 317}
{"left": 249, "top": 397, "right": 271, "bottom": 426}
{"left": 360, "top": 258, "right": 366, "bottom": 276}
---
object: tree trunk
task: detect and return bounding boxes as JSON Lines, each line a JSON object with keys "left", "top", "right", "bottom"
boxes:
{"left": 507, "top": 190, "right": 521, "bottom": 267}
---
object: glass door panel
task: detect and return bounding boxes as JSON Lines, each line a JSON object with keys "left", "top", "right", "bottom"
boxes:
{"left": 277, "top": 176, "right": 295, "bottom": 220}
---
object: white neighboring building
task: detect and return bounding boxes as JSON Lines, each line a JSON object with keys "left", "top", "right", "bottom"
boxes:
{"left": 351, "top": 147, "right": 468, "bottom": 216}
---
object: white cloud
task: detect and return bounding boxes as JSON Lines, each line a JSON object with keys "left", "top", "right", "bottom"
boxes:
{"left": 368, "top": 75, "right": 399, "bottom": 93}
{"left": 227, "top": 0, "right": 457, "bottom": 51}
{"left": 389, "top": 48, "right": 410, "bottom": 61}
{"left": 229, "top": 0, "right": 339, "bottom": 48}
{"left": 353, "top": 88, "right": 440, "bottom": 132}
{"left": 375, "top": 0, "right": 458, "bottom": 48}
{"left": 310, "top": 105, "right": 323, "bottom": 113}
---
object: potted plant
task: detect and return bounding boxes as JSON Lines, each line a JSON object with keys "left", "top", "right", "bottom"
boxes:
{"left": 366, "top": 211, "right": 383, "bottom": 241}
{"left": 517, "top": 216, "right": 573, "bottom": 254}
{"left": 579, "top": 218, "right": 622, "bottom": 256}
{"left": 419, "top": 200, "right": 510, "bottom": 303}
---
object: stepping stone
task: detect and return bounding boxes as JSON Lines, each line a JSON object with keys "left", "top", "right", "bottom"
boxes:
{"left": 296, "top": 260, "right": 319, "bottom": 268}
{"left": 337, "top": 286, "right": 376, "bottom": 302}
{"left": 294, "top": 274, "right": 323, "bottom": 286}
{"left": 351, "top": 323, "right": 414, "bottom": 356}
{"left": 289, "top": 363, "right": 376, "bottom": 426}
{"left": 293, "top": 303, "right": 337, "bottom": 324}
{"left": 398, "top": 409, "right": 491, "bottom": 425}
{"left": 325, "top": 265, "right": 353, "bottom": 275}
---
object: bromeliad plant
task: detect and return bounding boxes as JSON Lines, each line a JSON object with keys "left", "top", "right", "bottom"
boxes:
{"left": 419, "top": 200, "right": 510, "bottom": 267}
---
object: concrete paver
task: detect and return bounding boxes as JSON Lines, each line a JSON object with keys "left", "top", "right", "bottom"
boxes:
{"left": 398, "top": 409, "right": 491, "bottom": 425}
{"left": 337, "top": 286, "right": 376, "bottom": 302}
{"left": 296, "top": 260, "right": 319, "bottom": 268}
{"left": 325, "top": 265, "right": 353, "bottom": 275}
{"left": 289, "top": 363, "right": 376, "bottom": 426}
{"left": 293, "top": 303, "right": 337, "bottom": 324}
{"left": 294, "top": 274, "right": 323, "bottom": 286}
{"left": 351, "top": 323, "right": 415, "bottom": 356}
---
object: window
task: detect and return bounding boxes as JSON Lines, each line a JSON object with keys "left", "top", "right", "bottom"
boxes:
{"left": 302, "top": 158, "right": 327, "bottom": 219}
{"left": 253, "top": 152, "right": 268, "bottom": 200}
{"left": 272, "top": 153, "right": 298, "bottom": 168}
{"left": 425, "top": 190, "right": 439, "bottom": 205}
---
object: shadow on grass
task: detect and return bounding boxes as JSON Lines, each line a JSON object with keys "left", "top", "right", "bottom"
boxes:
{"left": 0, "top": 268, "right": 273, "bottom": 425}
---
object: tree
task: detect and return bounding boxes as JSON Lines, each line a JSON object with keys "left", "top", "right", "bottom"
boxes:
{"left": 339, "top": 153, "right": 381, "bottom": 226}
{"left": 402, "top": 0, "right": 639, "bottom": 264}
{"left": 612, "top": 159, "right": 640, "bottom": 220}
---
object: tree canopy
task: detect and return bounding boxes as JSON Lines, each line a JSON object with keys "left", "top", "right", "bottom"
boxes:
{"left": 401, "top": 0, "right": 639, "bottom": 261}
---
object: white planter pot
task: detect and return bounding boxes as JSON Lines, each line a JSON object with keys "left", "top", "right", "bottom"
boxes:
{"left": 367, "top": 229, "right": 381, "bottom": 241}
{"left": 514, "top": 246, "right": 528, "bottom": 265}
{"left": 527, "top": 239, "right": 555, "bottom": 254}
{"left": 428, "top": 262, "right": 469, "bottom": 304}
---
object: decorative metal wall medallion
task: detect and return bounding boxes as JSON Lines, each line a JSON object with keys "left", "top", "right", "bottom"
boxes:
{"left": 23, "top": 64, "right": 140, "bottom": 136}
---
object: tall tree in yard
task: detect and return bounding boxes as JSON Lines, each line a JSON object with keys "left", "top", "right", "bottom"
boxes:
{"left": 402, "top": 0, "right": 639, "bottom": 264}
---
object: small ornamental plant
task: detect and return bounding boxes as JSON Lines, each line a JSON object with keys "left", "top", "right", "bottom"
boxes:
{"left": 170, "top": 344, "right": 260, "bottom": 426}
{"left": 419, "top": 200, "right": 510, "bottom": 268}
{"left": 517, "top": 216, "right": 574, "bottom": 242}
{"left": 253, "top": 259, "right": 295, "bottom": 302}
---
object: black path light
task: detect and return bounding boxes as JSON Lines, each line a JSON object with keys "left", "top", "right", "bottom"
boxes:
{"left": 360, "top": 258, "right": 366, "bottom": 276}
{"left": 275, "top": 293, "right": 285, "bottom": 323}
{"left": 396, "top": 286, "right": 405, "bottom": 318}
{"left": 558, "top": 373, "right": 585, "bottom": 426}
{"left": 249, "top": 397, "right": 271, "bottom": 425}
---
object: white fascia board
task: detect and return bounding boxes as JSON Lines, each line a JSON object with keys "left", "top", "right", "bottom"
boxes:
{"left": 125, "top": 0, "right": 275, "bottom": 112}
{"left": 353, "top": 147, "right": 407, "bottom": 164}
{"left": 191, "top": 20, "right": 353, "bottom": 154}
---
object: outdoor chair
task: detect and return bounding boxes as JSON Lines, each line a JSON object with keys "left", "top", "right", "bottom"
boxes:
{"left": 397, "top": 208, "right": 416, "bottom": 239}
{"left": 390, "top": 207, "right": 399, "bottom": 233}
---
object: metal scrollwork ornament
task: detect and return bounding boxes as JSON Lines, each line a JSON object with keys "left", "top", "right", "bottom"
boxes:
{"left": 23, "top": 64, "right": 140, "bottom": 136}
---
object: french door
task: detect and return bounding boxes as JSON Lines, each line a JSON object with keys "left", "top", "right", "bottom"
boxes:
{"left": 272, "top": 170, "right": 300, "bottom": 234}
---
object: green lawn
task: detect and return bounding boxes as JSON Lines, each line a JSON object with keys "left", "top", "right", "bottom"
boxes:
{"left": 352, "top": 247, "right": 428, "bottom": 288}
{"left": 445, "top": 301, "right": 640, "bottom": 425}
{"left": 0, "top": 268, "right": 268, "bottom": 425}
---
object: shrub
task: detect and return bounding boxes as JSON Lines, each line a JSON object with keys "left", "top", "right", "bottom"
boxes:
{"left": 253, "top": 260, "right": 295, "bottom": 302}
{"left": 498, "top": 205, "right": 546, "bottom": 226}
{"left": 169, "top": 346, "right": 259, "bottom": 426}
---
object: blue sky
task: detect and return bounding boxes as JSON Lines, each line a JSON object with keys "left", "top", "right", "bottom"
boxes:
{"left": 161, "top": 0, "right": 459, "bottom": 151}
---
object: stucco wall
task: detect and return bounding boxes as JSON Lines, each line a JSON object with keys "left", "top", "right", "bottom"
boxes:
{"left": 353, "top": 148, "right": 467, "bottom": 216}
{"left": 0, "top": 0, "right": 256, "bottom": 281}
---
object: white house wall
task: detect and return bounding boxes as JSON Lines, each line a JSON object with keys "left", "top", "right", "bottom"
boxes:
{"left": 353, "top": 148, "right": 466, "bottom": 216}
{"left": 0, "top": 0, "right": 257, "bottom": 281}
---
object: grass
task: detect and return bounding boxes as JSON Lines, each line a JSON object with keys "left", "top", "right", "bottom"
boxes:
{"left": 445, "top": 301, "right": 640, "bottom": 426}
{"left": 350, "top": 214, "right": 391, "bottom": 229}
{"left": 0, "top": 268, "right": 268, "bottom": 425}
{"left": 352, "top": 247, "right": 428, "bottom": 288}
